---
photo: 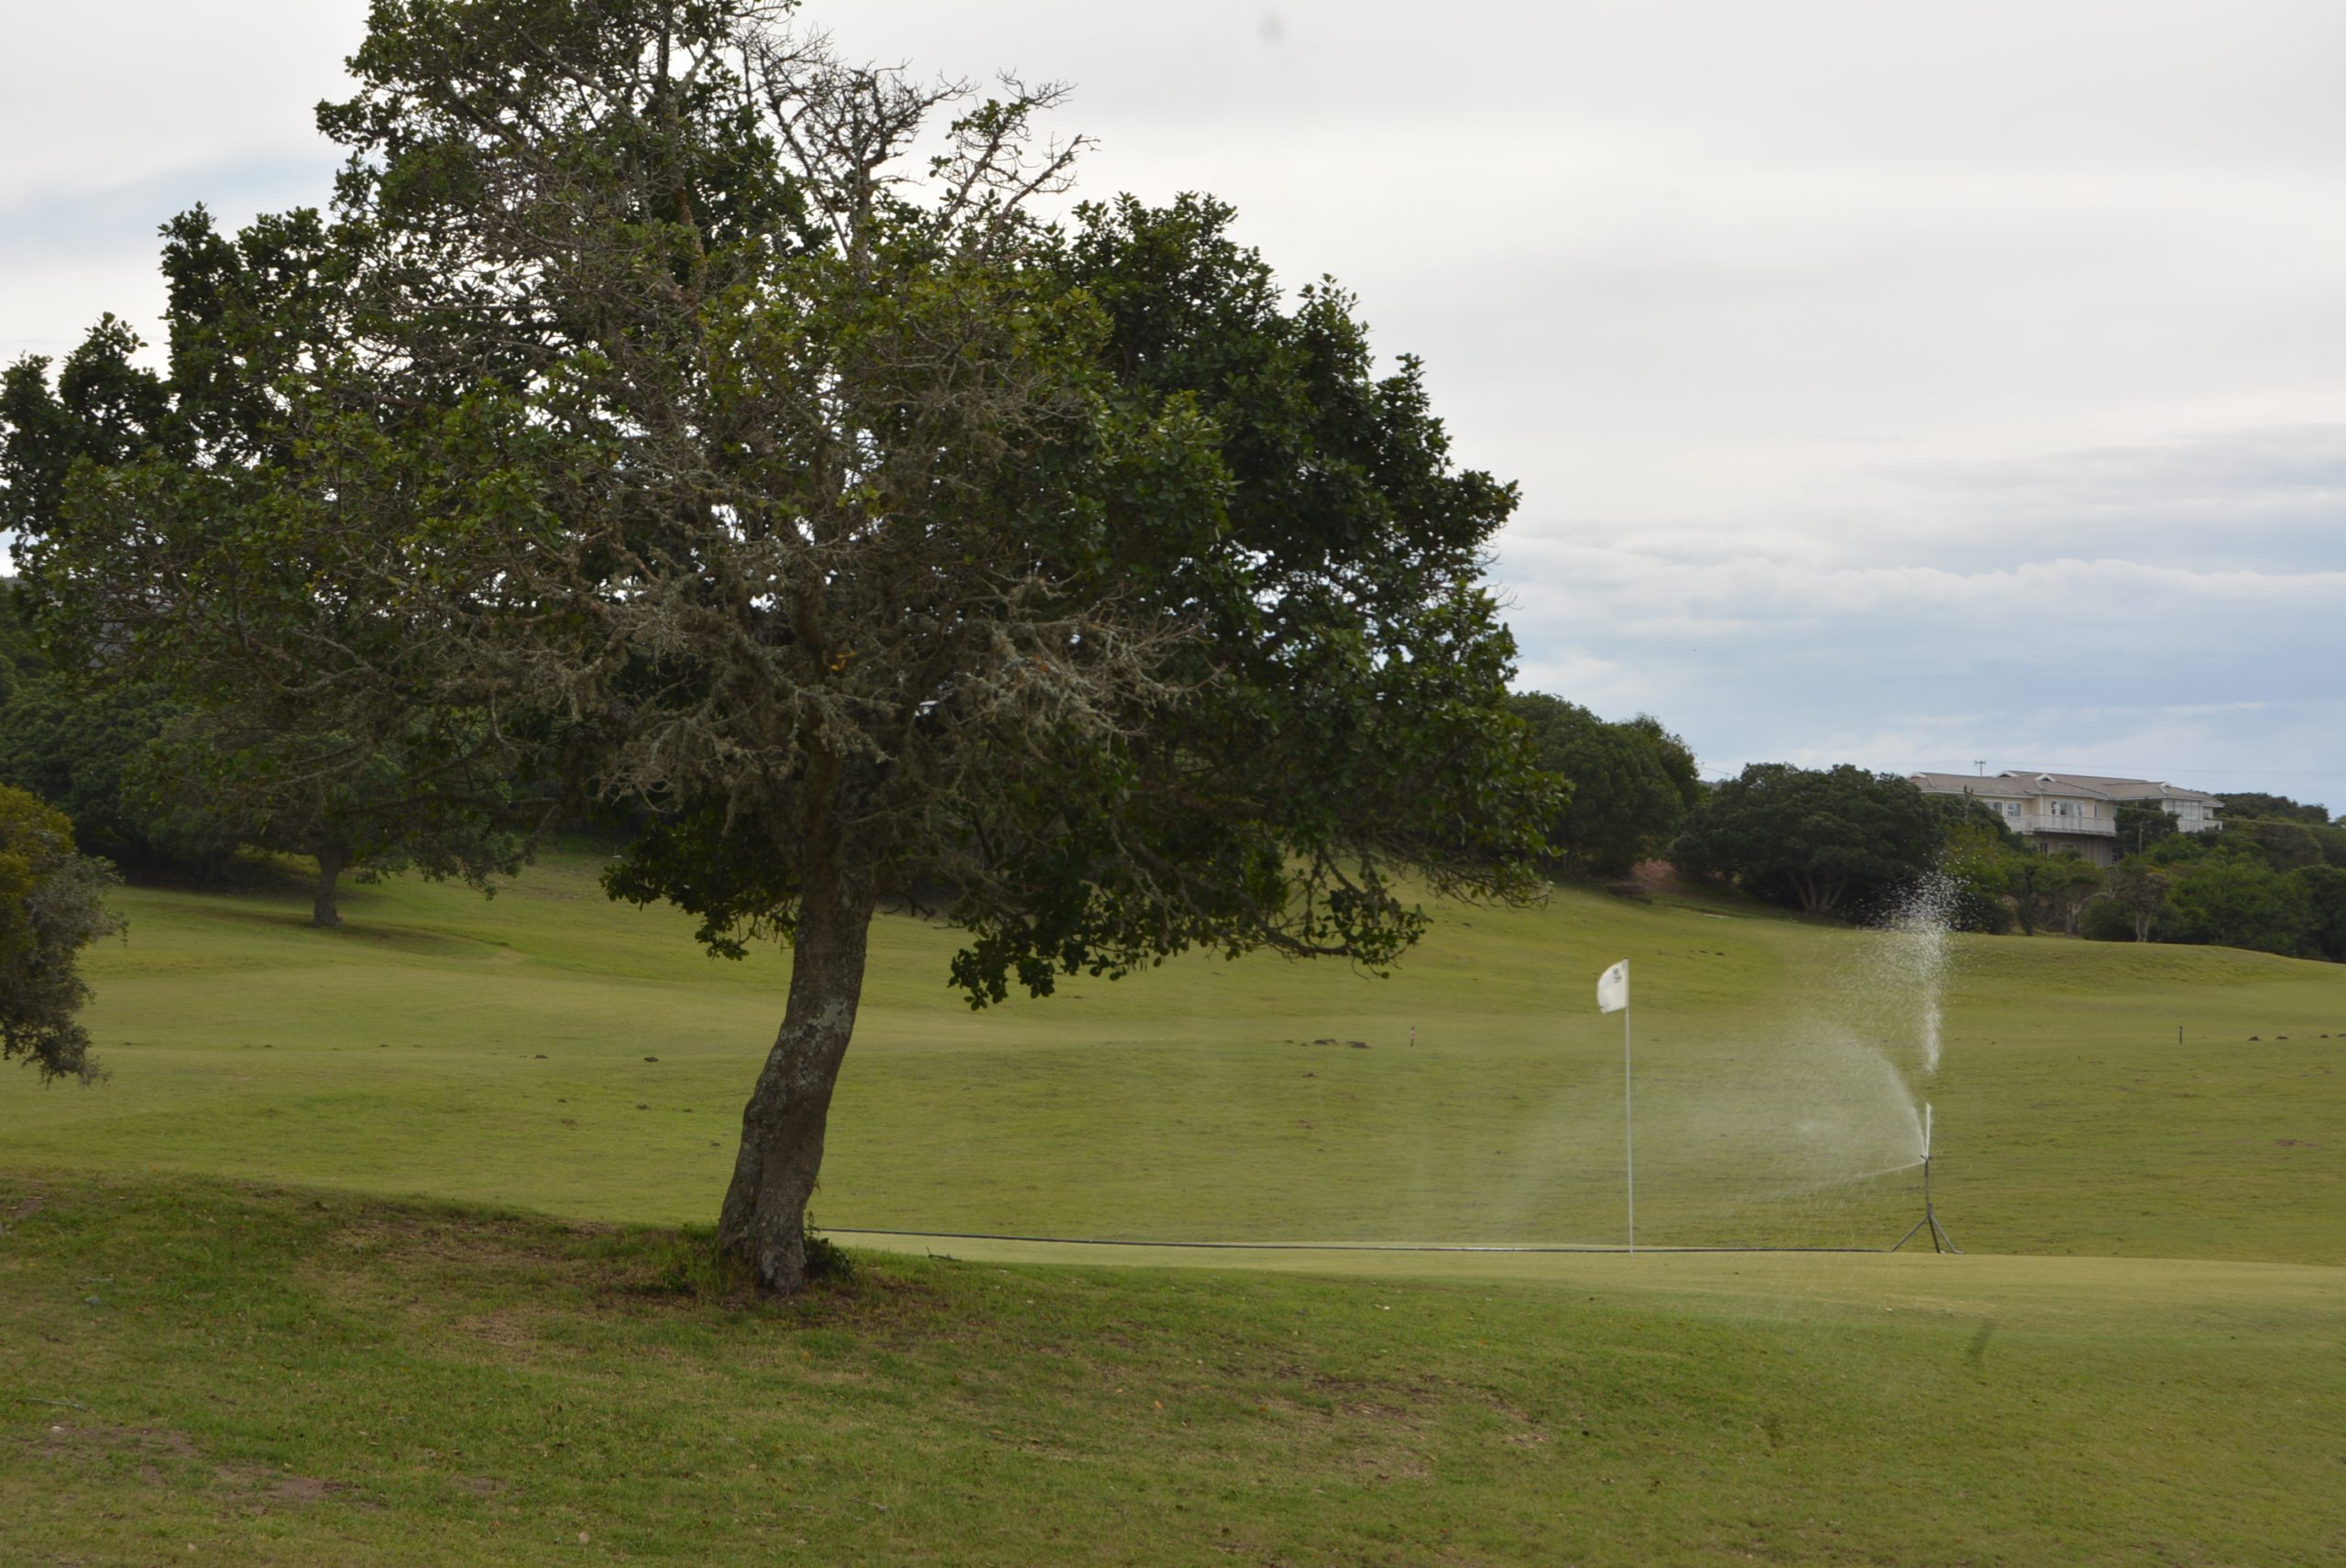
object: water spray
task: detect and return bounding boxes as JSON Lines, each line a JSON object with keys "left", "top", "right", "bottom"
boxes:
{"left": 1889, "top": 1102, "right": 1960, "bottom": 1254}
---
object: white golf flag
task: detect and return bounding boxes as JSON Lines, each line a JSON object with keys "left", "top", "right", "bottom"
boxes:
{"left": 1596, "top": 959, "right": 1629, "bottom": 1014}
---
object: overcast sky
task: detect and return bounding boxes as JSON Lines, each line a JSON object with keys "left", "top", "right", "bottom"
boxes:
{"left": 6, "top": 1, "right": 2343, "bottom": 798}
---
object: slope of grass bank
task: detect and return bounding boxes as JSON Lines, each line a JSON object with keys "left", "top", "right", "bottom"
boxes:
{"left": 4, "top": 1173, "right": 2341, "bottom": 1567}
{"left": 5, "top": 850, "right": 2341, "bottom": 1263}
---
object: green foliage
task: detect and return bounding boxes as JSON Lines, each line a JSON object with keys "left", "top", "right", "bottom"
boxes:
{"left": 1014, "top": 192, "right": 1553, "bottom": 977}
{"left": 0, "top": 785, "right": 123, "bottom": 1082}
{"left": 1931, "top": 818, "right": 2013, "bottom": 933}
{"left": 1927, "top": 798, "right": 2022, "bottom": 935}
{"left": 2219, "top": 791, "right": 2331, "bottom": 827}
{"left": 2296, "top": 863, "right": 2346, "bottom": 961}
{"left": 0, "top": 318, "right": 173, "bottom": 548}
{"left": 1505, "top": 693, "right": 1694, "bottom": 878}
{"left": 2089, "top": 840, "right": 2346, "bottom": 959}
{"left": 0, "top": 674, "right": 244, "bottom": 874}
{"left": 2221, "top": 817, "right": 2334, "bottom": 872}
{"left": 2004, "top": 851, "right": 2105, "bottom": 938}
{"left": 2111, "top": 800, "right": 2181, "bottom": 859}
{"left": 2098, "top": 857, "right": 2173, "bottom": 943}
{"left": 1673, "top": 762, "right": 1941, "bottom": 918}
{"left": 1616, "top": 713, "right": 1703, "bottom": 815}
{"left": 2077, "top": 895, "right": 2136, "bottom": 943}
{"left": 1924, "top": 792, "right": 2019, "bottom": 846}
{"left": 2163, "top": 857, "right": 2313, "bottom": 957}
{"left": 9, "top": 3, "right": 1552, "bottom": 1288}
{"left": 0, "top": 577, "right": 38, "bottom": 701}
{"left": 3, "top": 208, "right": 542, "bottom": 922}
{"left": 2144, "top": 827, "right": 2237, "bottom": 869}
{"left": 2144, "top": 820, "right": 2346, "bottom": 876}
{"left": 800, "top": 1227, "right": 858, "bottom": 1285}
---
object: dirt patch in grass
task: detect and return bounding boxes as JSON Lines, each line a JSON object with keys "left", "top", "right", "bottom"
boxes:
{"left": 27, "top": 1424, "right": 360, "bottom": 1508}
{"left": 214, "top": 1464, "right": 364, "bottom": 1506}
{"left": 1261, "top": 1391, "right": 1421, "bottom": 1431}
{"left": 451, "top": 1309, "right": 543, "bottom": 1350}
{"left": 326, "top": 1205, "right": 616, "bottom": 1265}
{"left": 34, "top": 1422, "right": 200, "bottom": 1461}
{"left": 302, "top": 1193, "right": 953, "bottom": 1350}
{"left": 1252, "top": 1395, "right": 1433, "bottom": 1480}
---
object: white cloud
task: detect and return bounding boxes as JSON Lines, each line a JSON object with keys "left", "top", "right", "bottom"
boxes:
{"left": 4, "top": 1, "right": 2341, "bottom": 796}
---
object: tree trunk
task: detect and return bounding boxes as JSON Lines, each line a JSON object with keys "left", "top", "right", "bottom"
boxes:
{"left": 718, "top": 850, "right": 878, "bottom": 1294}
{"left": 312, "top": 846, "right": 346, "bottom": 928}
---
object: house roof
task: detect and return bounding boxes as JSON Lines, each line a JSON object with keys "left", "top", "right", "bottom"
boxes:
{"left": 1911, "top": 772, "right": 2021, "bottom": 795}
{"left": 2028, "top": 773, "right": 2221, "bottom": 804}
{"left": 1909, "top": 770, "right": 2222, "bottom": 806}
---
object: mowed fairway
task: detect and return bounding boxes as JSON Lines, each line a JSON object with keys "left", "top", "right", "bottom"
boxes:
{"left": 8, "top": 848, "right": 2343, "bottom": 1258}
{"left": 5, "top": 850, "right": 2345, "bottom": 1564}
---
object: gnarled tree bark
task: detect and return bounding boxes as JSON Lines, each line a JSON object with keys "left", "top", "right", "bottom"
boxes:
{"left": 716, "top": 842, "right": 877, "bottom": 1293}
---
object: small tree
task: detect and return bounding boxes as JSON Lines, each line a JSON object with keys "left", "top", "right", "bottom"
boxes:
{"left": 2100, "top": 857, "right": 2172, "bottom": 942}
{"left": 1938, "top": 821, "right": 2014, "bottom": 934}
{"left": 137, "top": 714, "right": 532, "bottom": 927}
{"left": 2004, "top": 850, "right": 2104, "bottom": 937}
{"left": 2113, "top": 800, "right": 2180, "bottom": 858}
{"left": 1672, "top": 762, "right": 1940, "bottom": 918}
{"left": 0, "top": 786, "right": 124, "bottom": 1083}
{"left": 35, "top": 2, "right": 1552, "bottom": 1292}
{"left": 1507, "top": 694, "right": 1694, "bottom": 878}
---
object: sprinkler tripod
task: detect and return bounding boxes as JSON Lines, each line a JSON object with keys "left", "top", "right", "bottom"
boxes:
{"left": 1890, "top": 1102, "right": 1960, "bottom": 1254}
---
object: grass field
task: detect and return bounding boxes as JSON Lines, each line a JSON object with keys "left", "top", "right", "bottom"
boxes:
{"left": 7, "top": 849, "right": 2342, "bottom": 1259}
{"left": 5, "top": 850, "right": 2345, "bottom": 1563}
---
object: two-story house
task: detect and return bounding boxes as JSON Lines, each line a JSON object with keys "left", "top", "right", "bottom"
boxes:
{"left": 1907, "top": 771, "right": 2222, "bottom": 866}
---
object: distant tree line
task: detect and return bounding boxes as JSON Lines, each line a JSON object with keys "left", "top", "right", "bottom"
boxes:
{"left": 16, "top": 587, "right": 2338, "bottom": 969}
{"left": 1657, "top": 754, "right": 2346, "bottom": 963}
{"left": 1924, "top": 789, "right": 2346, "bottom": 959}
{"left": 2071, "top": 797, "right": 2346, "bottom": 960}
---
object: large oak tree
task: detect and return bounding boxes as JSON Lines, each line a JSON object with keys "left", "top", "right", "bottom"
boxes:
{"left": 24, "top": 0, "right": 1551, "bottom": 1291}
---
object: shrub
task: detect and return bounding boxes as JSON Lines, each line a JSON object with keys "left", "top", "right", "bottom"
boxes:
{"left": 0, "top": 784, "right": 125, "bottom": 1082}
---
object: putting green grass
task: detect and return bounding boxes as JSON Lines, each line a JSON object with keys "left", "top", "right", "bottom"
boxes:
{"left": 4, "top": 849, "right": 2341, "bottom": 1261}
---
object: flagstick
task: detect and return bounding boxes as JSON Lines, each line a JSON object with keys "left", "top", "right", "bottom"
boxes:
{"left": 1623, "top": 999, "right": 1636, "bottom": 1255}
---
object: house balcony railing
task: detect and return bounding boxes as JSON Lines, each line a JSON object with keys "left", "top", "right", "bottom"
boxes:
{"left": 2015, "top": 814, "right": 2115, "bottom": 837}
